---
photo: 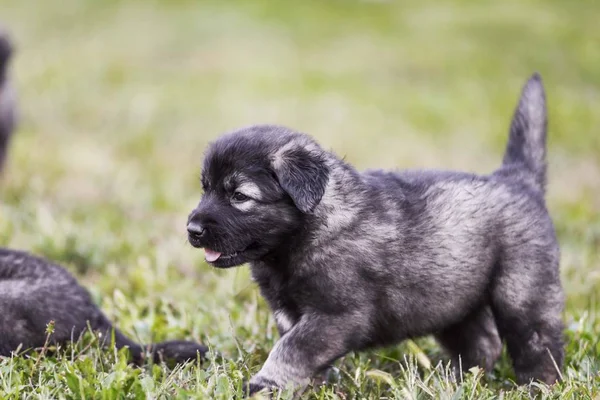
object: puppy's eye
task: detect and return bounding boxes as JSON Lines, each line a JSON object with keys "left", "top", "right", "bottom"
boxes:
{"left": 232, "top": 192, "right": 250, "bottom": 202}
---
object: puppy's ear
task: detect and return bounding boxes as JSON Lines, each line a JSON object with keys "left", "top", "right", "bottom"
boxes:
{"left": 272, "top": 147, "right": 329, "bottom": 213}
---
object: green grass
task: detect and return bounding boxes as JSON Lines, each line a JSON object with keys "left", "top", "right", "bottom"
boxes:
{"left": 1, "top": 0, "right": 599, "bottom": 398}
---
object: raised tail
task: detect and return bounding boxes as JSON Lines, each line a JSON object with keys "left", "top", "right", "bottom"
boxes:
{"left": 499, "top": 73, "right": 548, "bottom": 194}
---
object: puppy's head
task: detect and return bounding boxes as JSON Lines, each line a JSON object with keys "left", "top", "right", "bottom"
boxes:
{"left": 187, "top": 125, "right": 330, "bottom": 268}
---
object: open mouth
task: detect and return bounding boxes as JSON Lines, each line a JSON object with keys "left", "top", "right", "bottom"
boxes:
{"left": 201, "top": 243, "right": 260, "bottom": 268}
{"left": 204, "top": 249, "right": 236, "bottom": 263}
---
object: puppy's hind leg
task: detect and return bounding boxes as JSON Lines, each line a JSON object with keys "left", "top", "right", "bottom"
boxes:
{"left": 490, "top": 246, "right": 564, "bottom": 385}
{"left": 435, "top": 303, "right": 502, "bottom": 374}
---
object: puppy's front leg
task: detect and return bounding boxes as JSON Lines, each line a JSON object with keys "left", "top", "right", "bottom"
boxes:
{"left": 249, "top": 313, "right": 353, "bottom": 394}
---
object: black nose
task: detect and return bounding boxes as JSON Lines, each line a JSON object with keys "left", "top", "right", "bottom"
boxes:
{"left": 187, "top": 221, "right": 206, "bottom": 239}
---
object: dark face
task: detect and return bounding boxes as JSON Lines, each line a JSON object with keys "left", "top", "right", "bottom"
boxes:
{"left": 187, "top": 127, "right": 330, "bottom": 268}
{"left": 187, "top": 170, "right": 301, "bottom": 268}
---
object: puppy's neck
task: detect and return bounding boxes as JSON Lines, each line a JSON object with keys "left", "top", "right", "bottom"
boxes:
{"left": 311, "top": 159, "right": 366, "bottom": 241}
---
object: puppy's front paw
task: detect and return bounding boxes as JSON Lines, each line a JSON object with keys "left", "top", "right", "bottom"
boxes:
{"left": 313, "top": 365, "right": 341, "bottom": 385}
{"left": 243, "top": 379, "right": 275, "bottom": 398}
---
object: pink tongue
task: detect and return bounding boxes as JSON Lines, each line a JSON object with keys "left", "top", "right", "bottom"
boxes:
{"left": 204, "top": 249, "right": 222, "bottom": 262}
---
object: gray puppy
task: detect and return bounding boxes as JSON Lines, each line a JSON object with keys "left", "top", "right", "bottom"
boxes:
{"left": 187, "top": 74, "right": 564, "bottom": 394}
{"left": 0, "top": 248, "right": 208, "bottom": 365}
{"left": 0, "top": 27, "right": 17, "bottom": 174}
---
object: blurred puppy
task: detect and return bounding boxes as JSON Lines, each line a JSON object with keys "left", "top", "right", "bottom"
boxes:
{"left": 187, "top": 74, "right": 564, "bottom": 394}
{"left": 0, "top": 248, "right": 208, "bottom": 365}
{"left": 0, "top": 27, "right": 17, "bottom": 174}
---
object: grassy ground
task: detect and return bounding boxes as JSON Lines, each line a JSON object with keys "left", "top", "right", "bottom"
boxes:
{"left": 1, "top": 0, "right": 599, "bottom": 398}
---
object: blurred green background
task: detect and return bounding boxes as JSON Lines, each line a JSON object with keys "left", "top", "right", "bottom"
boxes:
{"left": 1, "top": 0, "right": 598, "bottom": 398}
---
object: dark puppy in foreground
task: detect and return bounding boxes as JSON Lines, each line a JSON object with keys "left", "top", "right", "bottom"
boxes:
{"left": 0, "top": 27, "right": 17, "bottom": 174}
{"left": 0, "top": 248, "right": 208, "bottom": 365}
{"left": 187, "top": 74, "right": 564, "bottom": 394}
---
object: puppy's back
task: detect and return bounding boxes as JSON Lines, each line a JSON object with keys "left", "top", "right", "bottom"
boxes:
{"left": 0, "top": 249, "right": 104, "bottom": 354}
{"left": 362, "top": 167, "right": 552, "bottom": 276}
{"left": 0, "top": 248, "right": 210, "bottom": 365}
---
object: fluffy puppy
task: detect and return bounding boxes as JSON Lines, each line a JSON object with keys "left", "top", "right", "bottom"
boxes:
{"left": 187, "top": 74, "right": 564, "bottom": 394}
{"left": 0, "top": 248, "right": 208, "bottom": 366}
{"left": 0, "top": 26, "right": 17, "bottom": 174}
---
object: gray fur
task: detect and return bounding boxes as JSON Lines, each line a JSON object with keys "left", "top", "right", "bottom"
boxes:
{"left": 0, "top": 26, "right": 17, "bottom": 174}
{"left": 0, "top": 248, "right": 208, "bottom": 365}
{"left": 187, "top": 74, "right": 564, "bottom": 394}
